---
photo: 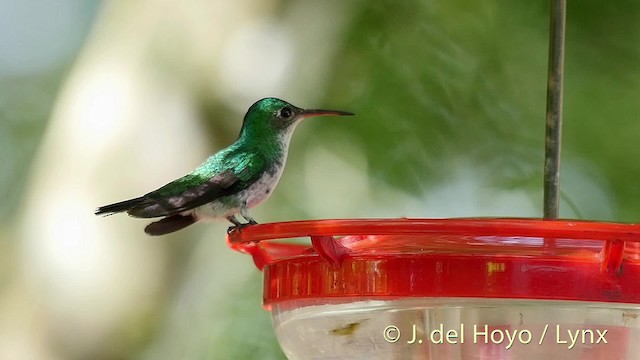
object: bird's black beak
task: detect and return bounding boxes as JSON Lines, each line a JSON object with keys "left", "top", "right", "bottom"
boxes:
{"left": 301, "top": 108, "right": 355, "bottom": 119}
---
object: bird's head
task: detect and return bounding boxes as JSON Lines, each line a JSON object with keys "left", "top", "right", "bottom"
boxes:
{"left": 239, "top": 97, "right": 353, "bottom": 140}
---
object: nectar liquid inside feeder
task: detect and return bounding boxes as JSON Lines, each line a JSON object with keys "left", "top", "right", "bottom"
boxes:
{"left": 227, "top": 218, "right": 640, "bottom": 360}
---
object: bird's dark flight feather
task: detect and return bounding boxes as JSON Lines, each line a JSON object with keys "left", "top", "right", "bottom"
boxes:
{"left": 95, "top": 152, "right": 267, "bottom": 219}
{"left": 127, "top": 170, "right": 241, "bottom": 218}
{"left": 144, "top": 214, "right": 196, "bottom": 236}
{"left": 95, "top": 197, "right": 149, "bottom": 216}
{"left": 95, "top": 171, "right": 240, "bottom": 218}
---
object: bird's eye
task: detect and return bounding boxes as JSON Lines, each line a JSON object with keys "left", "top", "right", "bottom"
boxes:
{"left": 279, "top": 107, "right": 292, "bottom": 119}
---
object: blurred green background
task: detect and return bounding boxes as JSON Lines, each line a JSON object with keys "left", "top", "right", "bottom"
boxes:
{"left": 1, "top": 0, "right": 638, "bottom": 359}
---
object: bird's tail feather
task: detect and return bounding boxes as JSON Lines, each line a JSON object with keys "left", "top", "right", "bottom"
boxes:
{"left": 95, "top": 197, "right": 147, "bottom": 216}
{"left": 145, "top": 214, "right": 196, "bottom": 236}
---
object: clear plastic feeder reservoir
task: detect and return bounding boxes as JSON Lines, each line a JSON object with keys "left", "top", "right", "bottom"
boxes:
{"left": 226, "top": 218, "right": 640, "bottom": 360}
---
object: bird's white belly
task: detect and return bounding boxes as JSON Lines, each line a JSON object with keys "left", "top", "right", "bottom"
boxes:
{"left": 193, "top": 164, "right": 284, "bottom": 221}
{"left": 240, "top": 168, "right": 282, "bottom": 208}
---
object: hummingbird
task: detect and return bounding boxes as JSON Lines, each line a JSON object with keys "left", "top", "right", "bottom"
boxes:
{"left": 95, "top": 97, "right": 354, "bottom": 235}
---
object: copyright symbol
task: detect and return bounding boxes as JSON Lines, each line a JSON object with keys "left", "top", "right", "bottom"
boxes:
{"left": 383, "top": 325, "right": 400, "bottom": 343}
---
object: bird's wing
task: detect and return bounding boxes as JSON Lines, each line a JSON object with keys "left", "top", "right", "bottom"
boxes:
{"left": 126, "top": 152, "right": 266, "bottom": 218}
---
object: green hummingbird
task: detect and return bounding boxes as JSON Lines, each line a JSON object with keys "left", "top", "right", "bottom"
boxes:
{"left": 95, "top": 97, "right": 354, "bottom": 235}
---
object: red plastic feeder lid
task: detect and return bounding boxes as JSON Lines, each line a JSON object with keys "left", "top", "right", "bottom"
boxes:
{"left": 226, "top": 218, "right": 640, "bottom": 308}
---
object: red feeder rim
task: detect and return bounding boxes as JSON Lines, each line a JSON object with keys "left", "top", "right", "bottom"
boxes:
{"left": 226, "top": 218, "right": 640, "bottom": 308}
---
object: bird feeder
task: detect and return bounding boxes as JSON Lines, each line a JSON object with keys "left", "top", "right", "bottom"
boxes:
{"left": 227, "top": 218, "right": 640, "bottom": 359}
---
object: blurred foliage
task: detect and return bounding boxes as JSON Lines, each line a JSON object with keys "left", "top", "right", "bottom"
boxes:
{"left": 563, "top": 1, "right": 640, "bottom": 220}
{"left": 318, "top": 0, "right": 639, "bottom": 220}
{"left": 322, "top": 1, "right": 548, "bottom": 193}
{"left": 0, "top": 72, "right": 64, "bottom": 216}
{"left": 0, "top": 0, "right": 101, "bottom": 219}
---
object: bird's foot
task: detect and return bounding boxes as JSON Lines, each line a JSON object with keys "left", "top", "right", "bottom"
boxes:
{"left": 227, "top": 221, "right": 257, "bottom": 234}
